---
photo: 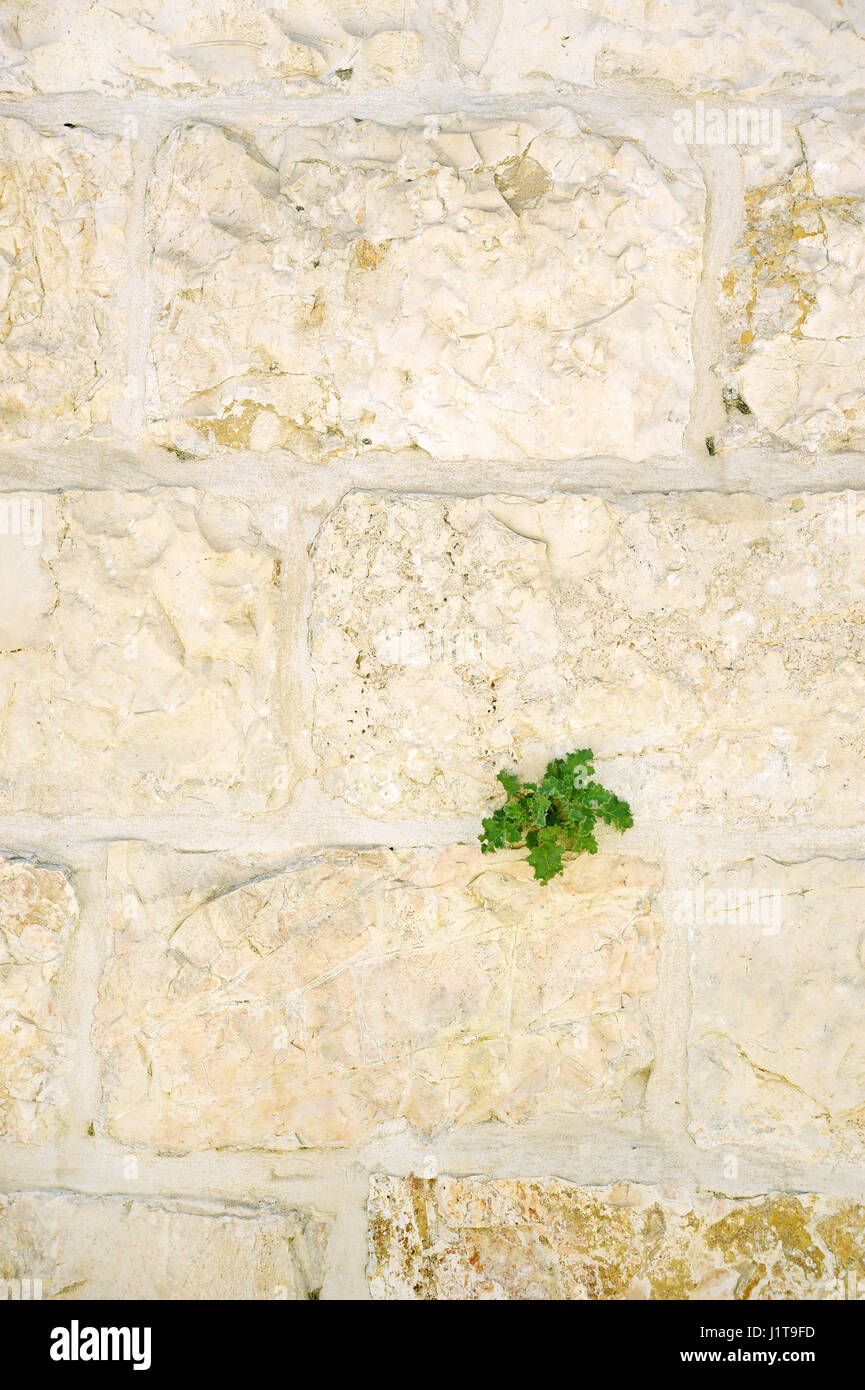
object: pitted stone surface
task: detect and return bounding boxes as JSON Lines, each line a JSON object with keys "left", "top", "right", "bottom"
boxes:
{"left": 0, "top": 490, "right": 286, "bottom": 815}
{"left": 145, "top": 117, "right": 702, "bottom": 462}
{"left": 0, "top": 1190, "right": 328, "bottom": 1299}
{"left": 717, "top": 111, "right": 865, "bottom": 454}
{"left": 2, "top": 0, "right": 865, "bottom": 1308}
{"left": 368, "top": 1177, "right": 865, "bottom": 1300}
{"left": 0, "top": 857, "right": 77, "bottom": 1144}
{"left": 442, "top": 1, "right": 865, "bottom": 100}
{"left": 311, "top": 490, "right": 865, "bottom": 824}
{"left": 93, "top": 844, "right": 661, "bottom": 1149}
{"left": 2, "top": 2, "right": 863, "bottom": 100}
{"left": 0, "top": 118, "right": 132, "bottom": 442}
{"left": 689, "top": 856, "right": 865, "bottom": 1165}
{"left": 0, "top": 1, "right": 432, "bottom": 95}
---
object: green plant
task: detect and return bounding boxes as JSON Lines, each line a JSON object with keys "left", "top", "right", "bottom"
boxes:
{"left": 478, "top": 749, "right": 633, "bottom": 883}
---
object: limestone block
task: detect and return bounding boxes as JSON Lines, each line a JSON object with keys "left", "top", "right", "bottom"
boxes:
{"left": 0, "top": 857, "right": 77, "bottom": 1144}
{"left": 0, "top": 1, "right": 430, "bottom": 95}
{"left": 0, "top": 490, "right": 286, "bottom": 815}
{"left": 444, "top": 1, "right": 865, "bottom": 100}
{"left": 93, "top": 844, "right": 661, "bottom": 1149}
{"left": 368, "top": 1177, "right": 865, "bottom": 1300}
{"left": 311, "top": 490, "right": 865, "bottom": 824}
{"left": 0, "top": 1190, "right": 328, "bottom": 1299}
{"left": 0, "top": 119, "right": 132, "bottom": 442}
{"left": 3, "top": 3, "right": 863, "bottom": 100}
{"left": 145, "top": 117, "right": 702, "bottom": 461}
{"left": 717, "top": 110, "right": 865, "bottom": 453}
{"left": 689, "top": 856, "right": 865, "bottom": 1164}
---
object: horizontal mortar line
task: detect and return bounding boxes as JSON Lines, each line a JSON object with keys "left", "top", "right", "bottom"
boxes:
{"left": 0, "top": 810, "right": 479, "bottom": 853}
{"left": 1, "top": 85, "right": 865, "bottom": 122}
{"left": 6, "top": 453, "right": 865, "bottom": 498}
{"left": 1, "top": 812, "right": 865, "bottom": 853}
{"left": 2, "top": 815, "right": 865, "bottom": 860}
{"left": 2, "top": 1127, "right": 865, "bottom": 1206}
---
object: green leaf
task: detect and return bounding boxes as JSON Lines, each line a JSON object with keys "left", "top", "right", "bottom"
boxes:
{"left": 478, "top": 748, "right": 632, "bottom": 882}
{"left": 496, "top": 770, "right": 521, "bottom": 796}
{"left": 502, "top": 803, "right": 525, "bottom": 843}
{"left": 479, "top": 810, "right": 507, "bottom": 851}
{"left": 558, "top": 823, "right": 598, "bottom": 855}
{"left": 523, "top": 790, "right": 551, "bottom": 826}
{"left": 527, "top": 839, "right": 565, "bottom": 883}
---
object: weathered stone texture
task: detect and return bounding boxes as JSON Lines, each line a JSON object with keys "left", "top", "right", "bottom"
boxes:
{"left": 689, "top": 857, "right": 865, "bottom": 1165}
{"left": 2, "top": 2, "right": 862, "bottom": 99}
{"left": 0, "top": 1190, "right": 328, "bottom": 1299}
{"left": 0, "top": 490, "right": 286, "bottom": 815}
{"left": 0, "top": 1, "right": 430, "bottom": 95}
{"left": 0, "top": 857, "right": 77, "bottom": 1144}
{"left": 311, "top": 490, "right": 865, "bottom": 824}
{"left": 4, "top": 0, "right": 865, "bottom": 1308}
{"left": 718, "top": 111, "right": 865, "bottom": 453}
{"left": 0, "top": 118, "right": 132, "bottom": 441}
{"left": 443, "top": 1, "right": 865, "bottom": 99}
{"left": 145, "top": 118, "right": 702, "bottom": 461}
{"left": 94, "top": 844, "right": 661, "bottom": 1149}
{"left": 368, "top": 1177, "right": 865, "bottom": 1300}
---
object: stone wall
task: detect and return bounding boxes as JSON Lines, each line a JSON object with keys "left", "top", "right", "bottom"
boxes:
{"left": 1, "top": 1, "right": 865, "bottom": 1301}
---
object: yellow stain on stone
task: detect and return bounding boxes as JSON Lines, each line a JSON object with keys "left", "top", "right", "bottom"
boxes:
{"left": 703, "top": 1195, "right": 826, "bottom": 1279}
{"left": 493, "top": 154, "right": 552, "bottom": 214}
{"left": 195, "top": 399, "right": 280, "bottom": 448}
{"left": 731, "top": 163, "right": 859, "bottom": 353}
{"left": 353, "top": 238, "right": 390, "bottom": 269}
{"left": 368, "top": 1178, "right": 865, "bottom": 1300}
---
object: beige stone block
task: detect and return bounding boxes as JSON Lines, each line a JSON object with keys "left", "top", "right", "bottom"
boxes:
{"left": 5, "top": 3, "right": 861, "bottom": 101}
{"left": 0, "top": 856, "right": 77, "bottom": 1144}
{"left": 94, "top": 844, "right": 661, "bottom": 1149}
{"left": 689, "top": 856, "right": 865, "bottom": 1164}
{"left": 0, "top": 119, "right": 132, "bottom": 442}
{"left": 368, "top": 1176, "right": 865, "bottom": 1300}
{"left": 0, "top": 490, "right": 286, "bottom": 815}
{"left": 0, "top": 1190, "right": 328, "bottom": 1299}
{"left": 311, "top": 490, "right": 865, "bottom": 824}
{"left": 145, "top": 117, "right": 702, "bottom": 461}
{"left": 0, "top": 1, "right": 430, "bottom": 95}
{"left": 718, "top": 111, "right": 865, "bottom": 453}
{"left": 444, "top": 1, "right": 865, "bottom": 100}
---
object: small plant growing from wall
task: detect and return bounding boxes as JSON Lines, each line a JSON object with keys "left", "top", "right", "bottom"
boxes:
{"left": 479, "top": 749, "right": 633, "bottom": 883}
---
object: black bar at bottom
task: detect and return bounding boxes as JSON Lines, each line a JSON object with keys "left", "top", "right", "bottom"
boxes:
{"left": 2, "top": 1296, "right": 861, "bottom": 1376}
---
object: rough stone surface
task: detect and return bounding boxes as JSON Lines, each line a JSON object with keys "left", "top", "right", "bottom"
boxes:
{"left": 3, "top": 0, "right": 865, "bottom": 1306}
{"left": 0, "top": 1, "right": 430, "bottom": 95}
{"left": 0, "top": 118, "right": 132, "bottom": 442}
{"left": 0, "top": 857, "right": 77, "bottom": 1144}
{"left": 718, "top": 111, "right": 865, "bottom": 454}
{"left": 368, "top": 1177, "right": 865, "bottom": 1300}
{"left": 0, "top": 490, "right": 286, "bottom": 816}
{"left": 2, "top": 2, "right": 863, "bottom": 99}
{"left": 311, "top": 490, "right": 865, "bottom": 824}
{"left": 145, "top": 117, "right": 702, "bottom": 461}
{"left": 689, "top": 856, "right": 865, "bottom": 1165}
{"left": 444, "top": 1, "right": 865, "bottom": 100}
{"left": 0, "top": 1190, "right": 328, "bottom": 1299}
{"left": 94, "top": 844, "right": 661, "bottom": 1149}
